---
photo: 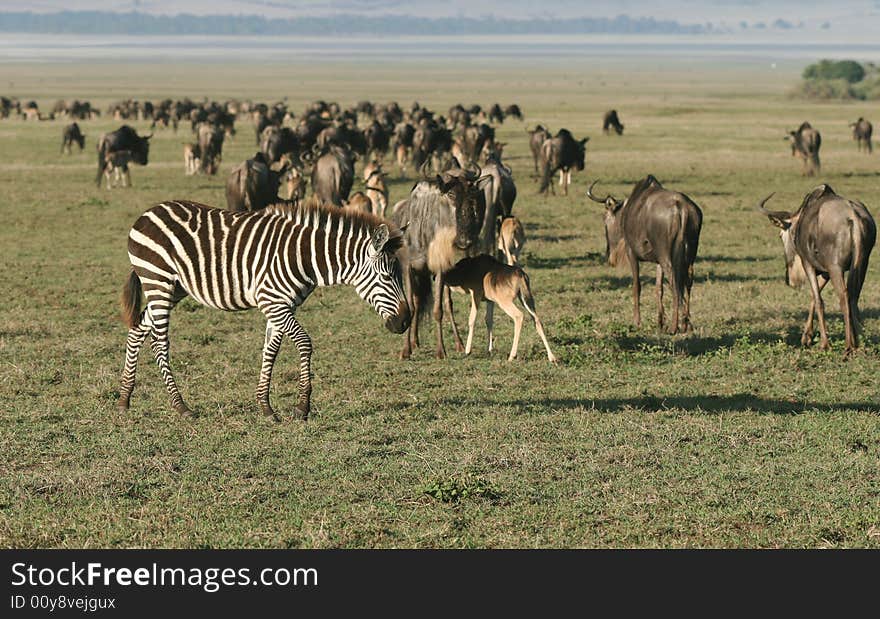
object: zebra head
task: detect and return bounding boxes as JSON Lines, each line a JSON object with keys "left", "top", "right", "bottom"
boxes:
{"left": 359, "top": 223, "right": 411, "bottom": 334}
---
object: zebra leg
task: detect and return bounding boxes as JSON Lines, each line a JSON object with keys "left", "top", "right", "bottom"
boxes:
{"left": 255, "top": 323, "right": 284, "bottom": 421}
{"left": 260, "top": 302, "right": 313, "bottom": 420}
{"left": 147, "top": 302, "right": 191, "bottom": 416}
{"left": 117, "top": 316, "right": 151, "bottom": 412}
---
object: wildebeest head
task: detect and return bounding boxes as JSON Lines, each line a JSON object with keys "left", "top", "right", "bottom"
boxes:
{"left": 573, "top": 137, "right": 589, "bottom": 170}
{"left": 361, "top": 222, "right": 411, "bottom": 334}
{"left": 755, "top": 193, "right": 806, "bottom": 287}
{"left": 132, "top": 132, "right": 152, "bottom": 165}
{"left": 587, "top": 181, "right": 627, "bottom": 266}
{"left": 437, "top": 163, "right": 484, "bottom": 251}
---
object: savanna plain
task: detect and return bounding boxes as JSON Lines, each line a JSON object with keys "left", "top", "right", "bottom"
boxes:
{"left": 1, "top": 57, "right": 879, "bottom": 548}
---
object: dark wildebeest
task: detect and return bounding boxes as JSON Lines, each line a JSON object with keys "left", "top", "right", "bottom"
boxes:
{"left": 587, "top": 175, "right": 703, "bottom": 334}
{"left": 504, "top": 104, "right": 523, "bottom": 121}
{"left": 95, "top": 125, "right": 152, "bottom": 187}
{"left": 850, "top": 118, "right": 873, "bottom": 153}
{"left": 786, "top": 121, "right": 821, "bottom": 176}
{"left": 260, "top": 126, "right": 299, "bottom": 166}
{"left": 311, "top": 145, "right": 356, "bottom": 207}
{"left": 488, "top": 104, "right": 505, "bottom": 124}
{"left": 756, "top": 185, "right": 875, "bottom": 354}
{"left": 603, "top": 109, "right": 624, "bottom": 135}
{"left": 538, "top": 129, "right": 588, "bottom": 196}
{"left": 461, "top": 123, "right": 495, "bottom": 163}
{"left": 61, "top": 122, "right": 85, "bottom": 154}
{"left": 412, "top": 122, "right": 453, "bottom": 172}
{"left": 526, "top": 125, "right": 550, "bottom": 174}
{"left": 477, "top": 152, "right": 517, "bottom": 254}
{"left": 364, "top": 120, "right": 390, "bottom": 161}
{"left": 197, "top": 123, "right": 224, "bottom": 175}
{"left": 392, "top": 121, "right": 416, "bottom": 175}
{"left": 225, "top": 152, "right": 290, "bottom": 212}
{"left": 391, "top": 165, "right": 485, "bottom": 359}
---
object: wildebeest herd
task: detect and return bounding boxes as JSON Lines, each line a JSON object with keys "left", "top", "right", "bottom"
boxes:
{"left": 6, "top": 92, "right": 875, "bottom": 418}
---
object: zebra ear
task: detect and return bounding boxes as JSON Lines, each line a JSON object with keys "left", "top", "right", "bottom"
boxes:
{"left": 369, "top": 224, "right": 390, "bottom": 257}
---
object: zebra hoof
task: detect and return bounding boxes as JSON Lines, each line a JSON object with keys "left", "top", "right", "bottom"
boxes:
{"left": 259, "top": 404, "right": 281, "bottom": 422}
{"left": 116, "top": 397, "right": 130, "bottom": 412}
{"left": 174, "top": 403, "right": 195, "bottom": 417}
{"left": 294, "top": 404, "right": 309, "bottom": 421}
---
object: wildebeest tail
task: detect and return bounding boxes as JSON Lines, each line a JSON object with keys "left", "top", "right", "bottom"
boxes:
{"left": 847, "top": 216, "right": 873, "bottom": 330}
{"left": 95, "top": 140, "right": 106, "bottom": 186}
{"left": 538, "top": 158, "right": 552, "bottom": 194}
{"left": 516, "top": 269, "right": 539, "bottom": 317}
{"left": 120, "top": 269, "right": 142, "bottom": 329}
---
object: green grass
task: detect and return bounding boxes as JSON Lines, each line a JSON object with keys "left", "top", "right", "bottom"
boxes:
{"left": 1, "top": 60, "right": 879, "bottom": 548}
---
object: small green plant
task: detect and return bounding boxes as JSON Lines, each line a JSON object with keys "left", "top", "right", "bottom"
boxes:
{"left": 423, "top": 476, "right": 501, "bottom": 503}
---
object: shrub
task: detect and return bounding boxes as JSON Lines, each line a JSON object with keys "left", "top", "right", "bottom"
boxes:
{"left": 802, "top": 59, "right": 865, "bottom": 84}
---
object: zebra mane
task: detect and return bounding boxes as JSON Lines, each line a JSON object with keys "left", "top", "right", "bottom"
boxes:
{"left": 263, "top": 197, "right": 404, "bottom": 250}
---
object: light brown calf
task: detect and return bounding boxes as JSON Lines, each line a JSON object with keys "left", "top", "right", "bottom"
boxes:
{"left": 183, "top": 143, "right": 200, "bottom": 176}
{"left": 497, "top": 216, "right": 525, "bottom": 265}
{"left": 344, "top": 191, "right": 372, "bottom": 213}
{"left": 364, "top": 163, "right": 389, "bottom": 218}
{"left": 444, "top": 254, "right": 557, "bottom": 362}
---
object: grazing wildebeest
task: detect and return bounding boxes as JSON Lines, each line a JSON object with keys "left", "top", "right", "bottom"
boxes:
{"left": 603, "top": 109, "right": 625, "bottom": 135}
{"left": 225, "top": 152, "right": 289, "bottom": 212}
{"left": 477, "top": 152, "right": 517, "bottom": 254}
{"left": 103, "top": 150, "right": 134, "bottom": 189}
{"left": 504, "top": 104, "right": 523, "bottom": 121}
{"left": 61, "top": 122, "right": 85, "bottom": 154}
{"left": 538, "top": 129, "right": 588, "bottom": 196}
{"left": 95, "top": 125, "right": 151, "bottom": 187}
{"left": 587, "top": 175, "right": 703, "bottom": 334}
{"left": 756, "top": 185, "right": 875, "bottom": 354}
{"left": 197, "top": 123, "right": 225, "bottom": 175}
{"left": 444, "top": 255, "right": 557, "bottom": 363}
{"left": 526, "top": 125, "right": 551, "bottom": 174}
{"left": 391, "top": 165, "right": 485, "bottom": 359}
{"left": 118, "top": 198, "right": 410, "bottom": 419}
{"left": 786, "top": 121, "right": 821, "bottom": 176}
{"left": 850, "top": 118, "right": 873, "bottom": 153}
{"left": 311, "top": 145, "right": 356, "bottom": 207}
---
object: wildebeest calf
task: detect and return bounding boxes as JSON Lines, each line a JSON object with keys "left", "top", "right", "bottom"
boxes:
{"left": 497, "top": 216, "right": 525, "bottom": 265}
{"left": 444, "top": 255, "right": 557, "bottom": 363}
{"left": 756, "top": 184, "right": 875, "bottom": 354}
{"left": 104, "top": 150, "right": 133, "bottom": 188}
{"left": 851, "top": 117, "right": 873, "bottom": 153}
{"left": 183, "top": 143, "right": 200, "bottom": 175}
{"left": 61, "top": 122, "right": 85, "bottom": 154}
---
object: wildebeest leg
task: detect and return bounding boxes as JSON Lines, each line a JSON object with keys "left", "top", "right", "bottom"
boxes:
{"left": 804, "top": 263, "right": 830, "bottom": 351}
{"left": 433, "top": 273, "right": 446, "bottom": 359}
{"left": 485, "top": 301, "right": 495, "bottom": 353}
{"left": 444, "top": 286, "right": 465, "bottom": 352}
{"left": 497, "top": 296, "right": 524, "bottom": 361}
{"left": 465, "top": 291, "right": 479, "bottom": 355}
{"left": 655, "top": 264, "right": 665, "bottom": 330}
{"left": 628, "top": 249, "right": 641, "bottom": 328}
{"left": 801, "top": 275, "right": 827, "bottom": 346}
{"left": 829, "top": 268, "right": 856, "bottom": 353}
{"left": 255, "top": 323, "right": 284, "bottom": 421}
{"left": 683, "top": 264, "right": 695, "bottom": 333}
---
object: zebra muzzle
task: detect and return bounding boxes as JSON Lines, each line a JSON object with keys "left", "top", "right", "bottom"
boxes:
{"left": 385, "top": 302, "right": 411, "bottom": 334}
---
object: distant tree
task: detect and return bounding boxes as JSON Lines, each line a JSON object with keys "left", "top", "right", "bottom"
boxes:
{"left": 802, "top": 60, "right": 865, "bottom": 84}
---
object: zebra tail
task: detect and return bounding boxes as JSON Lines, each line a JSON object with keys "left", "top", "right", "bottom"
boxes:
{"left": 120, "top": 269, "right": 142, "bottom": 329}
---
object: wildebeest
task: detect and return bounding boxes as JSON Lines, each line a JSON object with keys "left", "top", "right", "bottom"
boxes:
{"left": 850, "top": 118, "right": 873, "bottom": 153}
{"left": 488, "top": 104, "right": 505, "bottom": 124}
{"left": 61, "top": 122, "right": 85, "bottom": 154}
{"left": 363, "top": 160, "right": 390, "bottom": 218}
{"left": 504, "top": 104, "right": 523, "bottom": 121}
{"left": 460, "top": 123, "right": 495, "bottom": 163}
{"left": 786, "top": 121, "right": 821, "bottom": 176}
{"left": 477, "top": 152, "right": 516, "bottom": 254}
{"left": 538, "top": 129, "right": 588, "bottom": 196}
{"left": 183, "top": 143, "right": 200, "bottom": 175}
{"left": 364, "top": 120, "right": 390, "bottom": 161}
{"left": 391, "top": 165, "right": 485, "bottom": 359}
{"left": 444, "top": 255, "right": 557, "bottom": 363}
{"left": 411, "top": 121, "right": 453, "bottom": 172}
{"left": 603, "top": 109, "right": 624, "bottom": 135}
{"left": 103, "top": 150, "right": 133, "bottom": 189}
{"left": 95, "top": 125, "right": 152, "bottom": 187}
{"left": 587, "top": 175, "right": 702, "bottom": 334}
{"left": 225, "top": 152, "right": 290, "bottom": 212}
{"left": 311, "top": 145, "right": 356, "bottom": 207}
{"left": 526, "top": 125, "right": 551, "bottom": 174}
{"left": 285, "top": 165, "right": 307, "bottom": 201}
{"left": 392, "top": 121, "right": 416, "bottom": 175}
{"left": 498, "top": 216, "right": 526, "bottom": 266}
{"left": 197, "top": 123, "right": 224, "bottom": 175}
{"left": 260, "top": 126, "right": 299, "bottom": 165}
{"left": 756, "top": 185, "right": 875, "bottom": 354}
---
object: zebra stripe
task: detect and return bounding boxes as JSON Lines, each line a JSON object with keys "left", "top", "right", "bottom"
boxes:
{"left": 117, "top": 199, "right": 408, "bottom": 420}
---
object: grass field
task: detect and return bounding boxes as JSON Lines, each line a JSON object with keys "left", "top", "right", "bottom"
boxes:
{"left": 1, "top": 57, "right": 879, "bottom": 548}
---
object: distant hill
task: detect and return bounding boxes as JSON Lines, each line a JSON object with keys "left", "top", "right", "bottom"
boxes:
{"left": 0, "top": 11, "right": 709, "bottom": 35}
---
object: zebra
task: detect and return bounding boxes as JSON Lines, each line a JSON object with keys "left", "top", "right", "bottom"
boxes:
{"left": 117, "top": 198, "right": 411, "bottom": 420}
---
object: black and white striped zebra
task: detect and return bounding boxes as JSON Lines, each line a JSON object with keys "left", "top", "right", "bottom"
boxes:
{"left": 117, "top": 198, "right": 410, "bottom": 420}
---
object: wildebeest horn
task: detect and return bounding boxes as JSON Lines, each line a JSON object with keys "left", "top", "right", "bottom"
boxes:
{"left": 418, "top": 158, "right": 432, "bottom": 179}
{"left": 586, "top": 180, "right": 611, "bottom": 204}
{"left": 144, "top": 133, "right": 153, "bottom": 139}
